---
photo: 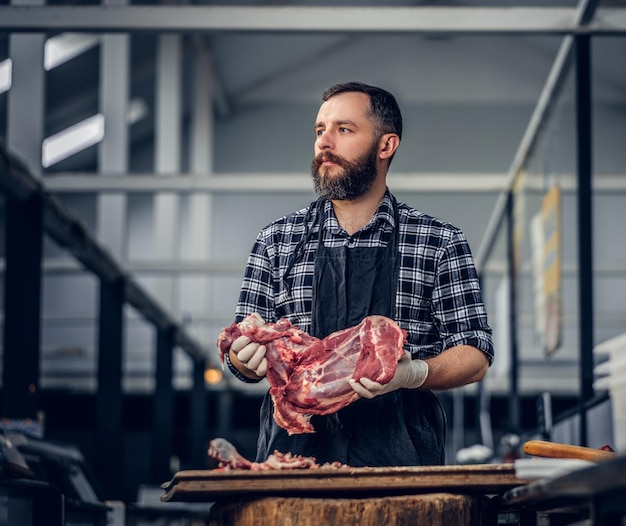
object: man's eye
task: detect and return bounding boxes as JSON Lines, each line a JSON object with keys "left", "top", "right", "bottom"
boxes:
{"left": 339, "top": 127, "right": 350, "bottom": 133}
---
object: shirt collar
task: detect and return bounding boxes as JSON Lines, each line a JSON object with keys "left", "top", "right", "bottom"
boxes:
{"left": 320, "top": 188, "right": 396, "bottom": 235}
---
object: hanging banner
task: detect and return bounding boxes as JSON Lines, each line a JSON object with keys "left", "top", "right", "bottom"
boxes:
{"left": 541, "top": 185, "right": 562, "bottom": 355}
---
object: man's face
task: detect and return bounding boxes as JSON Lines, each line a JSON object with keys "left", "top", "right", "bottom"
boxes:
{"left": 311, "top": 92, "right": 380, "bottom": 201}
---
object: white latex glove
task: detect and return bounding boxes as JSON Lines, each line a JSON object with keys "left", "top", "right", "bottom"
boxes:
{"left": 349, "top": 353, "right": 428, "bottom": 399}
{"left": 230, "top": 316, "right": 268, "bottom": 377}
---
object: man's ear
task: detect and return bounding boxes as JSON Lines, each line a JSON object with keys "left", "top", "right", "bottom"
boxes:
{"left": 379, "top": 134, "right": 400, "bottom": 160}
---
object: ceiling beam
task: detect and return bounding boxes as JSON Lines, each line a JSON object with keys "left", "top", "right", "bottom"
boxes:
{"left": 0, "top": 6, "right": 625, "bottom": 35}
{"left": 40, "top": 172, "right": 626, "bottom": 194}
{"left": 42, "top": 172, "right": 507, "bottom": 193}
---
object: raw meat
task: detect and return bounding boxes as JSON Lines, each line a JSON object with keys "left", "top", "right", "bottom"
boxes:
{"left": 208, "top": 437, "right": 346, "bottom": 471}
{"left": 217, "top": 315, "right": 407, "bottom": 434}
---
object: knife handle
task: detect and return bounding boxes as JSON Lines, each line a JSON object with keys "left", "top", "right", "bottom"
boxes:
{"left": 523, "top": 440, "right": 616, "bottom": 462}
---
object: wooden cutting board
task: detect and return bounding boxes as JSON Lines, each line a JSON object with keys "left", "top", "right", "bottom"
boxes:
{"left": 161, "top": 463, "right": 526, "bottom": 502}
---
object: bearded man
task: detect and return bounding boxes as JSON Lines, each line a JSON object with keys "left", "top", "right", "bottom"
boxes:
{"left": 223, "top": 82, "right": 494, "bottom": 467}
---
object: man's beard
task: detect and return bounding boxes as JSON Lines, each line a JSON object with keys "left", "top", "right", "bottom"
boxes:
{"left": 311, "top": 144, "right": 378, "bottom": 201}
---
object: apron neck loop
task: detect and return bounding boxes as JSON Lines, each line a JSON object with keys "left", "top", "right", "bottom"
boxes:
{"left": 283, "top": 198, "right": 323, "bottom": 292}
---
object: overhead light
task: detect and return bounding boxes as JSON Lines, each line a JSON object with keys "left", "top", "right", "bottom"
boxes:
{"left": 0, "top": 59, "right": 11, "bottom": 94}
{"left": 44, "top": 33, "right": 99, "bottom": 71}
{"left": 41, "top": 97, "right": 146, "bottom": 167}
{"left": 42, "top": 114, "right": 105, "bottom": 168}
{"left": 1, "top": 33, "right": 99, "bottom": 93}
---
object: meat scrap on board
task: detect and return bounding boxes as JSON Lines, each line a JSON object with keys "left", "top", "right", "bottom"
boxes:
{"left": 208, "top": 438, "right": 347, "bottom": 471}
{"left": 217, "top": 314, "right": 407, "bottom": 435}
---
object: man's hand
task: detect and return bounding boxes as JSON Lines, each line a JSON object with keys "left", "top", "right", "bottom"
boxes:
{"left": 349, "top": 353, "right": 428, "bottom": 399}
{"left": 230, "top": 335, "right": 268, "bottom": 377}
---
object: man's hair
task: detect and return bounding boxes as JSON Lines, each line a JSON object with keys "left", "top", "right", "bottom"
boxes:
{"left": 322, "top": 82, "right": 403, "bottom": 141}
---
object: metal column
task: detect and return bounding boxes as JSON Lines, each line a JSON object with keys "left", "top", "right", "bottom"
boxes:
{"left": 152, "top": 326, "right": 174, "bottom": 483}
{"left": 575, "top": 34, "right": 594, "bottom": 447}
{"left": 507, "top": 191, "right": 520, "bottom": 434}
{"left": 1, "top": 194, "right": 44, "bottom": 421}
{"left": 95, "top": 277, "right": 125, "bottom": 499}
{"left": 190, "top": 359, "right": 207, "bottom": 469}
{"left": 97, "top": 0, "right": 130, "bottom": 260}
{"left": 3, "top": 0, "right": 46, "bottom": 423}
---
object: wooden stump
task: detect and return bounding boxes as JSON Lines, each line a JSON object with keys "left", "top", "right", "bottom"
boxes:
{"left": 210, "top": 493, "right": 483, "bottom": 526}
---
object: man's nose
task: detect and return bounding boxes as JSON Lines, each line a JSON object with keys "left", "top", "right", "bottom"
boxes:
{"left": 315, "top": 130, "right": 333, "bottom": 150}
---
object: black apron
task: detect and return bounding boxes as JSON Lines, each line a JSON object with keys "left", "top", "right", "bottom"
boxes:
{"left": 255, "top": 196, "right": 446, "bottom": 466}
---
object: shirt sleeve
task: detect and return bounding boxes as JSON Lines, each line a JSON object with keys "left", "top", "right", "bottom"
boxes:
{"left": 234, "top": 233, "right": 276, "bottom": 324}
{"left": 431, "top": 229, "right": 494, "bottom": 365}
{"left": 226, "top": 233, "right": 276, "bottom": 382}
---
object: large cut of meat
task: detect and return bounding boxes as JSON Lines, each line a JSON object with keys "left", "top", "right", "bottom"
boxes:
{"left": 208, "top": 437, "right": 346, "bottom": 471}
{"left": 217, "top": 315, "right": 406, "bottom": 434}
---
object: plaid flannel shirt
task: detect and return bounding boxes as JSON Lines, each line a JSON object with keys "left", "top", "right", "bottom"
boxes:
{"left": 227, "top": 189, "right": 493, "bottom": 383}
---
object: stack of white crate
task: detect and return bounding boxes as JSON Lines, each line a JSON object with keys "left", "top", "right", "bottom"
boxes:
{"left": 594, "top": 332, "right": 626, "bottom": 453}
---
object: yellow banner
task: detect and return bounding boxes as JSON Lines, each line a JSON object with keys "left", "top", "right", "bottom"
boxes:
{"left": 541, "top": 185, "right": 561, "bottom": 355}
